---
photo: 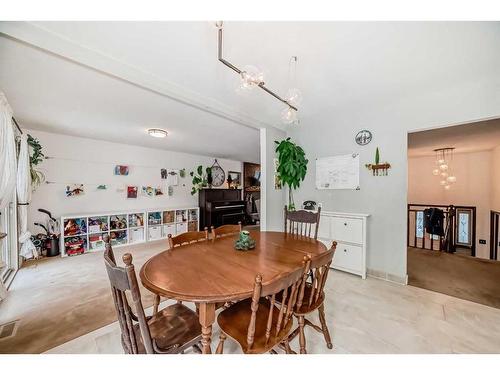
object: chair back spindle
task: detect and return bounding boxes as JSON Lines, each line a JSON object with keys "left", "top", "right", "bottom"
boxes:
{"left": 284, "top": 206, "right": 322, "bottom": 239}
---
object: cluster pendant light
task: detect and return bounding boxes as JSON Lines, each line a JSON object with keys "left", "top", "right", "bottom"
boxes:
{"left": 432, "top": 147, "right": 457, "bottom": 190}
{"left": 216, "top": 21, "right": 301, "bottom": 125}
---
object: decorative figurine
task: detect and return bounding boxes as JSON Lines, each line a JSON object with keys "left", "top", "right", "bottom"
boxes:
{"left": 234, "top": 230, "right": 256, "bottom": 251}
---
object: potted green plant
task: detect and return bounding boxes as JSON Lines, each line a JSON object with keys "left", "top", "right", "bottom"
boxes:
{"left": 27, "top": 134, "right": 45, "bottom": 191}
{"left": 274, "top": 137, "right": 308, "bottom": 210}
{"left": 189, "top": 165, "right": 213, "bottom": 195}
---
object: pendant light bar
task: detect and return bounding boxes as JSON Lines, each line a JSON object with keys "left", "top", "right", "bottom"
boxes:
{"left": 216, "top": 22, "right": 298, "bottom": 112}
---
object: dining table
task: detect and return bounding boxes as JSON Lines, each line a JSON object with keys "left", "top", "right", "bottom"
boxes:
{"left": 139, "top": 230, "right": 329, "bottom": 354}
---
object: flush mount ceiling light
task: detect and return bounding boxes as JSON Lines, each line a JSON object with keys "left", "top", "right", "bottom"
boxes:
{"left": 147, "top": 128, "right": 168, "bottom": 138}
{"left": 215, "top": 21, "right": 300, "bottom": 125}
{"left": 432, "top": 147, "right": 456, "bottom": 189}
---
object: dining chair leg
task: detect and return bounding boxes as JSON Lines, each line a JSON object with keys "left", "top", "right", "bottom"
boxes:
{"left": 153, "top": 294, "right": 160, "bottom": 315}
{"left": 283, "top": 339, "right": 295, "bottom": 354}
{"left": 318, "top": 303, "right": 333, "bottom": 349}
{"left": 298, "top": 316, "right": 307, "bottom": 354}
{"left": 216, "top": 332, "right": 226, "bottom": 354}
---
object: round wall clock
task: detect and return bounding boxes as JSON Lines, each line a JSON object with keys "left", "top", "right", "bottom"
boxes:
{"left": 355, "top": 130, "right": 372, "bottom": 146}
{"left": 210, "top": 159, "right": 226, "bottom": 187}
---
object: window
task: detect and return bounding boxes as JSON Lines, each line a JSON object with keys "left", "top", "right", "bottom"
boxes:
{"left": 0, "top": 192, "right": 18, "bottom": 283}
{"left": 456, "top": 208, "right": 473, "bottom": 247}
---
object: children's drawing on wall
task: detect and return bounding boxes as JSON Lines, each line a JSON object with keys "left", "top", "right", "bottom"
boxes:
{"left": 168, "top": 185, "right": 174, "bottom": 196}
{"left": 116, "top": 186, "right": 125, "bottom": 193}
{"left": 142, "top": 186, "right": 155, "bottom": 197}
{"left": 160, "top": 168, "right": 168, "bottom": 179}
{"left": 114, "top": 165, "right": 129, "bottom": 176}
{"left": 127, "top": 186, "right": 138, "bottom": 199}
{"left": 65, "top": 184, "right": 85, "bottom": 197}
{"left": 96, "top": 184, "right": 107, "bottom": 191}
{"left": 155, "top": 187, "right": 164, "bottom": 196}
{"left": 167, "top": 169, "right": 179, "bottom": 186}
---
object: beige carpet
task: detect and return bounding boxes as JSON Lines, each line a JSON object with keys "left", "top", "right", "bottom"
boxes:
{"left": 408, "top": 247, "right": 500, "bottom": 309}
{"left": 0, "top": 241, "right": 166, "bottom": 354}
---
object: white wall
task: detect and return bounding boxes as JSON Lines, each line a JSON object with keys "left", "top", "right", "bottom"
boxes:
{"left": 492, "top": 145, "right": 500, "bottom": 212}
{"left": 408, "top": 151, "right": 492, "bottom": 259}
{"left": 260, "top": 128, "right": 286, "bottom": 231}
{"left": 27, "top": 129, "right": 243, "bottom": 234}
{"left": 286, "top": 76, "right": 500, "bottom": 282}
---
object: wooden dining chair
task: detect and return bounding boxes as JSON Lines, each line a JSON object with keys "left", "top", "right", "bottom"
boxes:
{"left": 168, "top": 228, "right": 209, "bottom": 249}
{"left": 151, "top": 228, "right": 210, "bottom": 314}
{"left": 103, "top": 235, "right": 202, "bottom": 354}
{"left": 211, "top": 222, "right": 242, "bottom": 239}
{"left": 286, "top": 242, "right": 336, "bottom": 353}
{"left": 215, "top": 256, "right": 311, "bottom": 354}
{"left": 284, "top": 206, "right": 322, "bottom": 239}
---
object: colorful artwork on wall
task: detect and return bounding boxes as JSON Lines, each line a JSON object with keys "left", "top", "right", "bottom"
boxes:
{"left": 155, "top": 187, "right": 164, "bottom": 196}
{"left": 142, "top": 186, "right": 155, "bottom": 197}
{"left": 114, "top": 165, "right": 129, "bottom": 176}
{"left": 96, "top": 184, "right": 107, "bottom": 190}
{"left": 65, "top": 184, "right": 85, "bottom": 197}
{"left": 127, "top": 186, "right": 138, "bottom": 199}
{"left": 161, "top": 168, "right": 168, "bottom": 179}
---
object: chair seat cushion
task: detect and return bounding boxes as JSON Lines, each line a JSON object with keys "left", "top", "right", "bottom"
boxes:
{"left": 217, "top": 297, "right": 293, "bottom": 354}
{"left": 134, "top": 303, "right": 201, "bottom": 353}
{"left": 275, "top": 283, "right": 325, "bottom": 315}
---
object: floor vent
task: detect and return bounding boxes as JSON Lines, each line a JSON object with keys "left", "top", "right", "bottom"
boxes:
{"left": 0, "top": 320, "right": 18, "bottom": 340}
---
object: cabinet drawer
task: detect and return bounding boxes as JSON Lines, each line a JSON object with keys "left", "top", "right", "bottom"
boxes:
{"left": 176, "top": 223, "right": 188, "bottom": 234}
{"left": 163, "top": 224, "right": 176, "bottom": 237}
{"left": 332, "top": 243, "right": 362, "bottom": 272}
{"left": 331, "top": 217, "right": 363, "bottom": 244}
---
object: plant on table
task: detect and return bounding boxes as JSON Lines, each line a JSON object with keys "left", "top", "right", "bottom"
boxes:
{"left": 274, "top": 137, "right": 308, "bottom": 210}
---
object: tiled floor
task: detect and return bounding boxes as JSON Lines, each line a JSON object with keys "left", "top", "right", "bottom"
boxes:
{"left": 45, "top": 270, "right": 500, "bottom": 354}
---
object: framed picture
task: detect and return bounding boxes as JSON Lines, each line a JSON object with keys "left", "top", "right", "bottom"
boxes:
{"left": 227, "top": 171, "right": 241, "bottom": 188}
{"left": 65, "top": 184, "right": 84, "bottom": 197}
{"left": 114, "top": 165, "right": 129, "bottom": 176}
{"left": 127, "top": 186, "right": 138, "bottom": 199}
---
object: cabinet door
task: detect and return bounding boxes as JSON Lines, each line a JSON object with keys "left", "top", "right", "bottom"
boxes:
{"left": 318, "top": 215, "right": 331, "bottom": 240}
{"left": 332, "top": 243, "right": 362, "bottom": 273}
{"left": 176, "top": 223, "right": 188, "bottom": 234}
{"left": 331, "top": 217, "right": 363, "bottom": 244}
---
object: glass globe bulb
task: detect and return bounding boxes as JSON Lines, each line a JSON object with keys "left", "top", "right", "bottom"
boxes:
{"left": 444, "top": 184, "right": 451, "bottom": 190}
{"left": 439, "top": 164, "right": 448, "bottom": 171}
{"left": 437, "top": 159, "right": 446, "bottom": 165}
{"left": 281, "top": 107, "right": 297, "bottom": 124}
{"left": 241, "top": 65, "right": 264, "bottom": 85}
{"left": 286, "top": 88, "right": 303, "bottom": 106}
{"left": 447, "top": 175, "right": 457, "bottom": 183}
{"left": 432, "top": 169, "right": 439, "bottom": 176}
{"left": 439, "top": 180, "right": 447, "bottom": 186}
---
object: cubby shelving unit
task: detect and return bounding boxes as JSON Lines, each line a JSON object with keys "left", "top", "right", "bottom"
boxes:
{"left": 60, "top": 207, "right": 199, "bottom": 257}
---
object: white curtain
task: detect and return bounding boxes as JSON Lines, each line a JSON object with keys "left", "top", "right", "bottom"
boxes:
{"left": 0, "top": 92, "right": 17, "bottom": 301}
{"left": 18, "top": 134, "right": 37, "bottom": 259}
{"left": 0, "top": 92, "right": 17, "bottom": 210}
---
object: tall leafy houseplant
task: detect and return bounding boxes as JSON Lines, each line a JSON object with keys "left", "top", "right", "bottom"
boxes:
{"left": 274, "top": 137, "right": 308, "bottom": 210}
{"left": 27, "top": 134, "right": 45, "bottom": 191}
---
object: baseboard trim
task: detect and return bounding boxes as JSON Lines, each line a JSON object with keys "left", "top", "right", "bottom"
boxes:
{"left": 367, "top": 268, "right": 408, "bottom": 285}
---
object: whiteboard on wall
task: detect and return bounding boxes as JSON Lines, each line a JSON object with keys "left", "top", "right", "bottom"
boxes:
{"left": 315, "top": 153, "right": 360, "bottom": 190}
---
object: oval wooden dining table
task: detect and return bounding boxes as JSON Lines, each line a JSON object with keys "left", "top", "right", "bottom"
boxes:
{"left": 139, "top": 230, "right": 329, "bottom": 354}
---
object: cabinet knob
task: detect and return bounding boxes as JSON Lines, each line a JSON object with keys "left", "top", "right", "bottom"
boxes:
{"left": 343, "top": 249, "right": 347, "bottom": 252}
{"left": 344, "top": 222, "right": 347, "bottom": 226}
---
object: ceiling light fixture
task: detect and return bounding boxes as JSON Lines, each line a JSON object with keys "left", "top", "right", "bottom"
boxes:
{"left": 215, "top": 21, "right": 299, "bottom": 124}
{"left": 432, "top": 147, "right": 456, "bottom": 189}
{"left": 148, "top": 128, "right": 168, "bottom": 138}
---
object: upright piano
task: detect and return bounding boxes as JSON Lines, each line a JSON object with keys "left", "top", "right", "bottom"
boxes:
{"left": 198, "top": 188, "right": 244, "bottom": 229}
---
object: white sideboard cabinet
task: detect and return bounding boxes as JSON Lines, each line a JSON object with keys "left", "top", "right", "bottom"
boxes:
{"left": 317, "top": 211, "right": 369, "bottom": 279}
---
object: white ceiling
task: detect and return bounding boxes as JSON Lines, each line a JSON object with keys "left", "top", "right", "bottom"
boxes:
{"left": 408, "top": 118, "right": 500, "bottom": 157}
{"left": 1, "top": 21, "right": 500, "bottom": 162}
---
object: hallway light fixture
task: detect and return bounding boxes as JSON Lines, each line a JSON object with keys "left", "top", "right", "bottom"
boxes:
{"left": 215, "top": 21, "right": 300, "bottom": 125}
{"left": 433, "top": 147, "right": 456, "bottom": 189}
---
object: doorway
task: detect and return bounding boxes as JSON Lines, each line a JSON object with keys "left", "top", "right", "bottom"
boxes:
{"left": 407, "top": 118, "right": 500, "bottom": 309}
